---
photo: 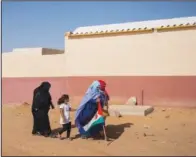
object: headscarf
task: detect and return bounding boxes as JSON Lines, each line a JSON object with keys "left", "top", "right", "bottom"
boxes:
{"left": 98, "top": 80, "right": 106, "bottom": 91}
{"left": 98, "top": 80, "right": 109, "bottom": 100}
{"left": 85, "top": 81, "right": 101, "bottom": 95}
{"left": 32, "top": 82, "right": 51, "bottom": 110}
{"left": 38, "top": 82, "right": 51, "bottom": 93}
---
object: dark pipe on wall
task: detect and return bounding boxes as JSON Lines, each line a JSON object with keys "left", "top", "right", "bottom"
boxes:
{"left": 141, "top": 89, "right": 144, "bottom": 106}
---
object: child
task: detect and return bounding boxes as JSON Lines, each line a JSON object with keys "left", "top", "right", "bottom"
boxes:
{"left": 57, "top": 94, "right": 72, "bottom": 140}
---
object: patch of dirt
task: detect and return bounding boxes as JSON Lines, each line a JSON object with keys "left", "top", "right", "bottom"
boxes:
{"left": 2, "top": 105, "right": 196, "bottom": 156}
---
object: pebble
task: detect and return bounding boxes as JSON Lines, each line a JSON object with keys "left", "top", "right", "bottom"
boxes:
{"left": 17, "top": 113, "right": 23, "bottom": 116}
{"left": 143, "top": 133, "right": 154, "bottom": 137}
{"left": 165, "top": 115, "right": 170, "bottom": 118}
{"left": 22, "top": 102, "right": 30, "bottom": 106}
{"left": 173, "top": 142, "right": 178, "bottom": 146}
{"left": 135, "top": 132, "right": 138, "bottom": 135}
{"left": 144, "top": 124, "right": 150, "bottom": 129}
{"left": 152, "top": 139, "right": 157, "bottom": 142}
{"left": 115, "top": 111, "right": 122, "bottom": 118}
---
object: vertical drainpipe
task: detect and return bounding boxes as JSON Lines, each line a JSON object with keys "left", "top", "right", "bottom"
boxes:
{"left": 140, "top": 28, "right": 156, "bottom": 106}
{"left": 141, "top": 89, "right": 144, "bottom": 106}
{"left": 140, "top": 28, "right": 157, "bottom": 106}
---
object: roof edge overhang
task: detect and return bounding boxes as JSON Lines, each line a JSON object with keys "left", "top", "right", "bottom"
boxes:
{"left": 65, "top": 23, "right": 196, "bottom": 39}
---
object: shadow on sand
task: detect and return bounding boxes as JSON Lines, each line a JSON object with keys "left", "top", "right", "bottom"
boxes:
{"left": 106, "top": 123, "right": 133, "bottom": 140}
{"left": 71, "top": 123, "right": 133, "bottom": 141}
{"left": 50, "top": 124, "right": 76, "bottom": 137}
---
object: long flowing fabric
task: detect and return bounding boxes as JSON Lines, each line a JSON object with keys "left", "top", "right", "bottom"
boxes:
{"left": 32, "top": 82, "right": 52, "bottom": 135}
{"left": 75, "top": 81, "right": 108, "bottom": 137}
{"left": 82, "top": 101, "right": 105, "bottom": 136}
{"left": 75, "top": 81, "right": 100, "bottom": 121}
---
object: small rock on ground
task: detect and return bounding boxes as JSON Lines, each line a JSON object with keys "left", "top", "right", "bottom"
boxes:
{"left": 165, "top": 115, "right": 170, "bottom": 118}
{"left": 143, "top": 133, "right": 154, "bottom": 137}
{"left": 144, "top": 124, "right": 150, "bottom": 129}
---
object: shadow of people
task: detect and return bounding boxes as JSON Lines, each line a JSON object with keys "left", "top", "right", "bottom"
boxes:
{"left": 106, "top": 123, "right": 134, "bottom": 140}
{"left": 72, "top": 123, "right": 133, "bottom": 141}
{"left": 50, "top": 124, "right": 76, "bottom": 137}
{"left": 50, "top": 127, "right": 61, "bottom": 137}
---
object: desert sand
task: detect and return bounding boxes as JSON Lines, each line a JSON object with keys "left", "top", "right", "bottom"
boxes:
{"left": 2, "top": 104, "right": 196, "bottom": 156}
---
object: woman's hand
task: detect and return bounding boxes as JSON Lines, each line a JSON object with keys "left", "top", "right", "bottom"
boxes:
{"left": 96, "top": 98, "right": 100, "bottom": 103}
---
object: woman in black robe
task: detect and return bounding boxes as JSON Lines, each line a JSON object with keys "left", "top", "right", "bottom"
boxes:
{"left": 31, "top": 82, "right": 54, "bottom": 137}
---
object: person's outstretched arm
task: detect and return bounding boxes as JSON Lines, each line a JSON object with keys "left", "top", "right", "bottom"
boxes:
{"left": 49, "top": 94, "right": 55, "bottom": 109}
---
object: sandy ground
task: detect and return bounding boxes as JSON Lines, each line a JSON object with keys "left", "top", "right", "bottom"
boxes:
{"left": 2, "top": 104, "right": 196, "bottom": 156}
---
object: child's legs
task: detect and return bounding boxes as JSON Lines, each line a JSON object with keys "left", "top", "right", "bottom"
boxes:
{"left": 66, "top": 122, "right": 72, "bottom": 138}
{"left": 59, "top": 124, "right": 67, "bottom": 135}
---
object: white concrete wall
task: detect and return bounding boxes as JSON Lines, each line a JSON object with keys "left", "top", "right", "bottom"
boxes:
{"left": 12, "top": 48, "right": 43, "bottom": 54}
{"left": 64, "top": 29, "right": 196, "bottom": 76}
{"left": 2, "top": 48, "right": 66, "bottom": 77}
{"left": 3, "top": 29, "right": 196, "bottom": 78}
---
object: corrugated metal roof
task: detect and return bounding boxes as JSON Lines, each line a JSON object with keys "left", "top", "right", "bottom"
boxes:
{"left": 72, "top": 16, "right": 196, "bottom": 35}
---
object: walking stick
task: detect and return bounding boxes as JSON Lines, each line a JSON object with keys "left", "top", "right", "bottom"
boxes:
{"left": 102, "top": 95, "right": 108, "bottom": 141}
{"left": 97, "top": 93, "right": 109, "bottom": 142}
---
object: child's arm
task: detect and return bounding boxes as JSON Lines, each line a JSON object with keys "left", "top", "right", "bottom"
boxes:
{"left": 69, "top": 104, "right": 72, "bottom": 111}
{"left": 49, "top": 94, "right": 55, "bottom": 109}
